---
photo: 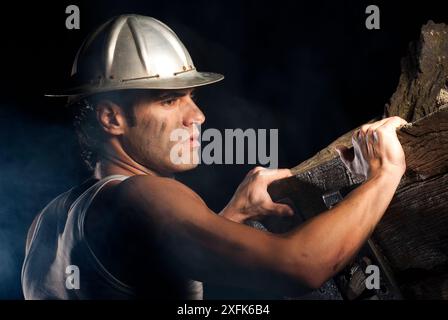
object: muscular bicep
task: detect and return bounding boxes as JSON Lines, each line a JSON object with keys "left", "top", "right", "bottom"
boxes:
{"left": 117, "top": 176, "right": 311, "bottom": 295}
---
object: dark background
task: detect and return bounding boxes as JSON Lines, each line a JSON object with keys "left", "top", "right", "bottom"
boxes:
{"left": 0, "top": 0, "right": 447, "bottom": 299}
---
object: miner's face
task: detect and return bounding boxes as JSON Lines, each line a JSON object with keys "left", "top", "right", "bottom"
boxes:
{"left": 121, "top": 89, "right": 205, "bottom": 175}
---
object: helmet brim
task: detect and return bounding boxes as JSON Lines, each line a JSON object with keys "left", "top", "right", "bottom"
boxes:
{"left": 45, "top": 71, "right": 224, "bottom": 98}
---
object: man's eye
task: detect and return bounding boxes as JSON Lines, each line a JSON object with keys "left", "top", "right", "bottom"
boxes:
{"left": 162, "top": 98, "right": 178, "bottom": 106}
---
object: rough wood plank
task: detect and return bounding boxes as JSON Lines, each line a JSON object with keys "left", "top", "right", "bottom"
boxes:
{"left": 269, "top": 107, "right": 448, "bottom": 213}
{"left": 398, "top": 105, "right": 448, "bottom": 179}
{"left": 266, "top": 109, "right": 448, "bottom": 299}
{"left": 385, "top": 21, "right": 448, "bottom": 122}
{"left": 266, "top": 21, "right": 448, "bottom": 299}
{"left": 291, "top": 106, "right": 448, "bottom": 179}
{"left": 373, "top": 172, "right": 448, "bottom": 299}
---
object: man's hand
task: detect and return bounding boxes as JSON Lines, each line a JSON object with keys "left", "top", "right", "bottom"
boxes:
{"left": 336, "top": 116, "right": 408, "bottom": 180}
{"left": 220, "top": 167, "right": 294, "bottom": 223}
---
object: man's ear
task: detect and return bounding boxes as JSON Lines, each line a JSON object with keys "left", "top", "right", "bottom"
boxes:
{"left": 96, "top": 100, "right": 128, "bottom": 136}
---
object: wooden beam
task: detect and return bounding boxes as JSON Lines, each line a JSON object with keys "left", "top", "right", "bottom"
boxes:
{"left": 265, "top": 21, "right": 448, "bottom": 299}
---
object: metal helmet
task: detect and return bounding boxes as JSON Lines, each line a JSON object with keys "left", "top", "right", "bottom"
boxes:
{"left": 47, "top": 14, "right": 224, "bottom": 98}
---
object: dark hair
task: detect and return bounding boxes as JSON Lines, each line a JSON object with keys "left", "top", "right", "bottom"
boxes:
{"left": 69, "top": 90, "right": 150, "bottom": 171}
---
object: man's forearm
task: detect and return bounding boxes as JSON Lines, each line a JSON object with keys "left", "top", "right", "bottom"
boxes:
{"left": 288, "top": 169, "right": 402, "bottom": 288}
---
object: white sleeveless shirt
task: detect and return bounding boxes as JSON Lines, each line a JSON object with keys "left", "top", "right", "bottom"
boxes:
{"left": 21, "top": 175, "right": 203, "bottom": 299}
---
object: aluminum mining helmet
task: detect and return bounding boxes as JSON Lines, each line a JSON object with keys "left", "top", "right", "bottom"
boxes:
{"left": 47, "top": 14, "right": 224, "bottom": 98}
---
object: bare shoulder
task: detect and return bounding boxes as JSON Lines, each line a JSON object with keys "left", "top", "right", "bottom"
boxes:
{"left": 118, "top": 174, "right": 194, "bottom": 194}
{"left": 115, "top": 175, "right": 208, "bottom": 216}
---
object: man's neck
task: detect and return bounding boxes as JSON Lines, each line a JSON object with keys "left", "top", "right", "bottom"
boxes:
{"left": 93, "top": 140, "right": 173, "bottom": 179}
{"left": 94, "top": 157, "right": 156, "bottom": 179}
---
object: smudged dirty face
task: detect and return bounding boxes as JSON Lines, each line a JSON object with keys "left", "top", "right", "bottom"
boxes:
{"left": 122, "top": 89, "right": 205, "bottom": 176}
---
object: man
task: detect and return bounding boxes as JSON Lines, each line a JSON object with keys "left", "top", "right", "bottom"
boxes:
{"left": 22, "top": 14, "right": 407, "bottom": 299}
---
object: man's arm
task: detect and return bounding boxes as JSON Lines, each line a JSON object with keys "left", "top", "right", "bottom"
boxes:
{"left": 283, "top": 168, "right": 401, "bottom": 287}
{"left": 116, "top": 116, "right": 406, "bottom": 294}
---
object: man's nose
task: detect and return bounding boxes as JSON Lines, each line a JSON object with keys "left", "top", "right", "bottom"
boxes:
{"left": 183, "top": 100, "right": 205, "bottom": 127}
